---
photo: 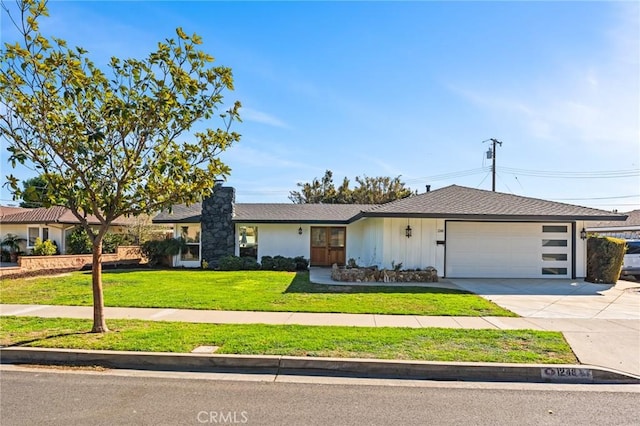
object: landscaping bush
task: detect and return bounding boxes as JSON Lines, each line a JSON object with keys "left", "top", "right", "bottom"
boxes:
{"left": 141, "top": 238, "right": 185, "bottom": 266}
{"left": 68, "top": 227, "right": 136, "bottom": 255}
{"left": 66, "top": 227, "right": 92, "bottom": 254}
{"left": 217, "top": 255, "right": 260, "bottom": 271}
{"left": 294, "top": 256, "right": 309, "bottom": 271}
{"left": 586, "top": 236, "right": 626, "bottom": 284}
{"left": 32, "top": 238, "right": 57, "bottom": 256}
{"left": 261, "top": 255, "right": 300, "bottom": 272}
{"left": 103, "top": 232, "right": 134, "bottom": 254}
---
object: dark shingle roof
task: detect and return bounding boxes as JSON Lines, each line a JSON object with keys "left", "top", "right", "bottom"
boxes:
{"left": 152, "top": 185, "right": 627, "bottom": 224}
{"left": 587, "top": 209, "right": 640, "bottom": 229}
{"left": 361, "top": 185, "right": 627, "bottom": 221}
{"left": 0, "top": 206, "right": 133, "bottom": 225}
{"left": 152, "top": 203, "right": 203, "bottom": 223}
{"left": 234, "top": 204, "right": 378, "bottom": 223}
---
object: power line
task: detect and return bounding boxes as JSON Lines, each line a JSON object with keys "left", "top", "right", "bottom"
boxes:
{"left": 498, "top": 167, "right": 640, "bottom": 179}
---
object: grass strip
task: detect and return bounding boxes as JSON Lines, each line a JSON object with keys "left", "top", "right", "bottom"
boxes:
{"left": 0, "top": 270, "right": 515, "bottom": 317}
{"left": 0, "top": 316, "right": 575, "bottom": 364}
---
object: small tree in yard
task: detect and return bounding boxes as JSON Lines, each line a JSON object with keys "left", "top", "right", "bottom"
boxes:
{"left": 0, "top": 0, "right": 241, "bottom": 332}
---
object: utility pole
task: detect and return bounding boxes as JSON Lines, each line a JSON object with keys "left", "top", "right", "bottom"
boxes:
{"left": 483, "top": 138, "right": 503, "bottom": 192}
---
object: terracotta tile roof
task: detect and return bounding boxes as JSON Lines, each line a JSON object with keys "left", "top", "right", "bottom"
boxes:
{"left": 0, "top": 206, "right": 133, "bottom": 226}
{"left": 0, "top": 206, "right": 27, "bottom": 219}
{"left": 363, "top": 185, "right": 627, "bottom": 221}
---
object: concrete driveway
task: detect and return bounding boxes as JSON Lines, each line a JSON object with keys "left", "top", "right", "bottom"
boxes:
{"left": 448, "top": 278, "right": 640, "bottom": 320}
{"left": 449, "top": 278, "right": 640, "bottom": 376}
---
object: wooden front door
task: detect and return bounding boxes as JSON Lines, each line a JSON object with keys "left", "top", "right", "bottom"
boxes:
{"left": 310, "top": 227, "right": 346, "bottom": 266}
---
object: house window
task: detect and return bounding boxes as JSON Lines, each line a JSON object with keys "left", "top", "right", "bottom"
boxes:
{"left": 542, "top": 267, "right": 568, "bottom": 275}
{"left": 180, "top": 225, "right": 200, "bottom": 261}
{"left": 542, "top": 253, "right": 568, "bottom": 261}
{"left": 542, "top": 239, "right": 567, "bottom": 247}
{"left": 239, "top": 226, "right": 258, "bottom": 259}
{"left": 27, "top": 227, "right": 39, "bottom": 247}
{"left": 42, "top": 227, "right": 49, "bottom": 241}
{"left": 542, "top": 225, "right": 567, "bottom": 233}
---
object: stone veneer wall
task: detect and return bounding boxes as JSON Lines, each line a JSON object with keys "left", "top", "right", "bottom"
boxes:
{"left": 201, "top": 186, "right": 236, "bottom": 268}
{"left": 331, "top": 264, "right": 438, "bottom": 283}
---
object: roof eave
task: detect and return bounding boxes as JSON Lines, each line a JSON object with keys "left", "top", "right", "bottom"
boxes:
{"left": 232, "top": 219, "right": 352, "bottom": 225}
{"left": 360, "top": 212, "right": 628, "bottom": 221}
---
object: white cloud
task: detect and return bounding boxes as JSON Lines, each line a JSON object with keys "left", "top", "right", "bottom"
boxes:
{"left": 240, "top": 107, "right": 290, "bottom": 129}
{"left": 448, "top": 3, "right": 639, "bottom": 159}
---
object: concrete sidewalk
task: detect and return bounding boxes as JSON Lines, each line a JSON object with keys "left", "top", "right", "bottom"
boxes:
{"left": 2, "top": 303, "right": 639, "bottom": 377}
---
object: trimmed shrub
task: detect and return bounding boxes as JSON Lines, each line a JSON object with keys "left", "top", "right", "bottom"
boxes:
{"left": 217, "top": 255, "right": 260, "bottom": 271}
{"left": 261, "top": 255, "right": 300, "bottom": 272}
{"left": 141, "top": 238, "right": 185, "bottom": 266}
{"left": 294, "top": 256, "right": 309, "bottom": 271}
{"left": 586, "top": 236, "right": 626, "bottom": 284}
{"left": 32, "top": 238, "right": 57, "bottom": 256}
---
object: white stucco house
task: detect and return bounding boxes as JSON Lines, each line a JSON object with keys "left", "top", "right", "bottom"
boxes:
{"left": 0, "top": 206, "right": 132, "bottom": 254}
{"left": 153, "top": 185, "right": 627, "bottom": 279}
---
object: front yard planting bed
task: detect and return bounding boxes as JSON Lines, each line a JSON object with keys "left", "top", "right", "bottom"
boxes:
{"left": 0, "top": 269, "right": 516, "bottom": 317}
{"left": 0, "top": 316, "right": 576, "bottom": 364}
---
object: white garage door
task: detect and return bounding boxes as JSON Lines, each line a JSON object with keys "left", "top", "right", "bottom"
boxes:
{"left": 446, "top": 222, "right": 570, "bottom": 278}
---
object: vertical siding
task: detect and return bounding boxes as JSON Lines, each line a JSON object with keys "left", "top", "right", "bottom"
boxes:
{"left": 379, "top": 218, "right": 438, "bottom": 270}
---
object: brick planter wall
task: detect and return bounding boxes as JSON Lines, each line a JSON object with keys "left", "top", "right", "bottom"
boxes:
{"left": 330, "top": 264, "right": 438, "bottom": 283}
{"left": 0, "top": 246, "right": 144, "bottom": 279}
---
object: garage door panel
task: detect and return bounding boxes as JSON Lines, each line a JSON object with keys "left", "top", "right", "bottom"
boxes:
{"left": 446, "top": 222, "right": 570, "bottom": 278}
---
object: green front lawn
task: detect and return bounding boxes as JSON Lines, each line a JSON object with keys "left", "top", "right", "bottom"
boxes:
{"left": 0, "top": 316, "right": 574, "bottom": 364}
{"left": 0, "top": 270, "right": 515, "bottom": 317}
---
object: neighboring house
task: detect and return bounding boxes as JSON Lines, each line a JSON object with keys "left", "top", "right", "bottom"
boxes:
{"left": 586, "top": 209, "right": 640, "bottom": 240}
{"left": 0, "top": 206, "right": 132, "bottom": 254}
{"left": 153, "top": 184, "right": 626, "bottom": 279}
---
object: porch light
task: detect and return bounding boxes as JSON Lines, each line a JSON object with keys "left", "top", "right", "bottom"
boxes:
{"left": 580, "top": 228, "right": 587, "bottom": 240}
{"left": 405, "top": 225, "right": 412, "bottom": 238}
{"left": 298, "top": 226, "right": 303, "bottom": 235}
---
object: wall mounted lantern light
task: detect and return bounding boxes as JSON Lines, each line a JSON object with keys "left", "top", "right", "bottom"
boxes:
{"left": 580, "top": 228, "right": 587, "bottom": 240}
{"left": 298, "top": 226, "right": 303, "bottom": 235}
{"left": 405, "top": 225, "right": 412, "bottom": 238}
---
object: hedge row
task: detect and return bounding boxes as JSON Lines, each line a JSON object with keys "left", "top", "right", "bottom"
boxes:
{"left": 217, "top": 255, "right": 309, "bottom": 272}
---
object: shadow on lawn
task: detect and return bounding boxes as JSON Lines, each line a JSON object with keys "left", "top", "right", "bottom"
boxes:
{"left": 285, "top": 272, "right": 471, "bottom": 295}
{"left": 7, "top": 331, "right": 91, "bottom": 348}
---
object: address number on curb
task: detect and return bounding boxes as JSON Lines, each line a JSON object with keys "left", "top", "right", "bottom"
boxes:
{"left": 541, "top": 367, "right": 593, "bottom": 381}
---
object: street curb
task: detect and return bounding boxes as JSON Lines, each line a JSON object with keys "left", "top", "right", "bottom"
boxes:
{"left": 2, "top": 347, "right": 639, "bottom": 384}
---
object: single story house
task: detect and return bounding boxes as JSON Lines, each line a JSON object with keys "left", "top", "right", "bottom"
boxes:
{"left": 153, "top": 184, "right": 626, "bottom": 279}
{"left": 0, "top": 206, "right": 132, "bottom": 254}
{"left": 586, "top": 209, "right": 640, "bottom": 240}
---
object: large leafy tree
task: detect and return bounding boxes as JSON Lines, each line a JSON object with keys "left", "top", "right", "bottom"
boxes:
{"left": 0, "top": 0, "right": 241, "bottom": 332}
{"left": 19, "top": 175, "right": 47, "bottom": 208}
{"left": 289, "top": 170, "right": 414, "bottom": 204}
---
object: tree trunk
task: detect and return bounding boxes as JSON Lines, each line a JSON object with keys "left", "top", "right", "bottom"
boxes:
{"left": 91, "top": 237, "right": 109, "bottom": 333}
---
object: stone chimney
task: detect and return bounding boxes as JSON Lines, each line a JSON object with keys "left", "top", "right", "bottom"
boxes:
{"left": 201, "top": 185, "right": 235, "bottom": 267}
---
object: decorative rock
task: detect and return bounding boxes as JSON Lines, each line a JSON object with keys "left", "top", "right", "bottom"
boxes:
{"left": 331, "top": 264, "right": 438, "bottom": 283}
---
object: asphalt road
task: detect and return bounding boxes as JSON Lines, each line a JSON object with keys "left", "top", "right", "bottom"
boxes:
{"left": 1, "top": 367, "right": 639, "bottom": 426}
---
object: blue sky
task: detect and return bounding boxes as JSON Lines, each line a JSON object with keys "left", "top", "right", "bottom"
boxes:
{"left": 1, "top": 1, "right": 639, "bottom": 211}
